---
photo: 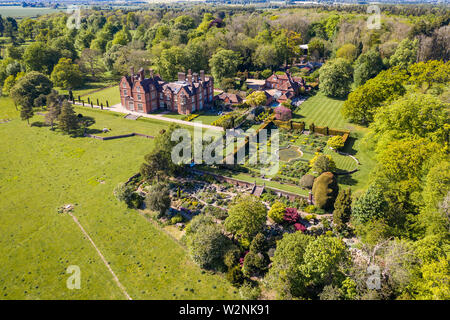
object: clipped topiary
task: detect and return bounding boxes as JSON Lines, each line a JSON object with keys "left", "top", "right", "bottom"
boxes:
{"left": 312, "top": 172, "right": 339, "bottom": 211}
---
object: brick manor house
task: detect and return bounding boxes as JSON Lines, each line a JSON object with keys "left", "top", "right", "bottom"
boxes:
{"left": 119, "top": 68, "right": 214, "bottom": 115}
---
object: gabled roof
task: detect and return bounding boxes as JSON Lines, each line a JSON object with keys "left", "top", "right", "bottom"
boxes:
{"left": 216, "top": 92, "right": 243, "bottom": 104}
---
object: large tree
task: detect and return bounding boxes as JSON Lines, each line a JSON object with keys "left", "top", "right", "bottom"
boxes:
{"left": 353, "top": 48, "right": 384, "bottom": 87}
{"left": 51, "top": 58, "right": 84, "bottom": 89}
{"left": 319, "top": 58, "right": 353, "bottom": 98}
{"left": 209, "top": 49, "right": 241, "bottom": 86}
{"left": 342, "top": 68, "right": 406, "bottom": 125}
{"left": 23, "top": 42, "right": 61, "bottom": 74}
{"left": 224, "top": 195, "right": 267, "bottom": 243}
{"left": 266, "top": 232, "right": 312, "bottom": 298}
{"left": 369, "top": 93, "right": 449, "bottom": 146}
{"left": 186, "top": 223, "right": 231, "bottom": 271}
{"left": 10, "top": 71, "right": 53, "bottom": 124}
{"left": 144, "top": 183, "right": 171, "bottom": 218}
{"left": 389, "top": 38, "right": 418, "bottom": 69}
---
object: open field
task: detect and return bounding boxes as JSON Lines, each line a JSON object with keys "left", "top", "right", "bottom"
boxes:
{"left": 81, "top": 85, "right": 121, "bottom": 107}
{"left": 0, "top": 97, "right": 238, "bottom": 300}
{"left": 294, "top": 92, "right": 351, "bottom": 130}
{"left": 72, "top": 106, "right": 195, "bottom": 137}
{"left": 56, "top": 82, "right": 117, "bottom": 99}
{"left": 0, "top": 6, "right": 63, "bottom": 18}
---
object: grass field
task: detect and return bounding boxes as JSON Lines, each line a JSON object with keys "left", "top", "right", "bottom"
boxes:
{"left": 82, "top": 86, "right": 121, "bottom": 107}
{"left": 294, "top": 92, "right": 352, "bottom": 130}
{"left": 0, "top": 97, "right": 238, "bottom": 300}
{"left": 72, "top": 106, "right": 195, "bottom": 137}
{"left": 0, "top": 6, "right": 63, "bottom": 17}
{"left": 193, "top": 113, "right": 222, "bottom": 125}
{"left": 56, "top": 82, "right": 117, "bottom": 99}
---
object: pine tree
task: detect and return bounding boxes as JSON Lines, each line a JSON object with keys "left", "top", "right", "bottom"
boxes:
{"left": 58, "top": 101, "right": 79, "bottom": 134}
{"left": 333, "top": 189, "right": 352, "bottom": 234}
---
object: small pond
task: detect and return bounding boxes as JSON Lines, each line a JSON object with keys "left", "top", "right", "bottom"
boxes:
{"left": 279, "top": 146, "right": 303, "bottom": 162}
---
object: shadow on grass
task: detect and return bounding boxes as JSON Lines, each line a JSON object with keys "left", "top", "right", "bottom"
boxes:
{"left": 342, "top": 136, "right": 357, "bottom": 156}
{"left": 31, "top": 121, "right": 49, "bottom": 127}
{"left": 337, "top": 173, "right": 358, "bottom": 186}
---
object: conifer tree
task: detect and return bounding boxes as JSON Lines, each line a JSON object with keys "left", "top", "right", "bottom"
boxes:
{"left": 333, "top": 189, "right": 352, "bottom": 234}
{"left": 58, "top": 101, "right": 79, "bottom": 134}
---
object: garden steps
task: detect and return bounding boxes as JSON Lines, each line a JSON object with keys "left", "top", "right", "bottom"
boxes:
{"left": 253, "top": 185, "right": 265, "bottom": 197}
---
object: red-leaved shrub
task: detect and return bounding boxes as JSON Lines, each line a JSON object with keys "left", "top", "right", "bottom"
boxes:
{"left": 284, "top": 207, "right": 300, "bottom": 223}
{"left": 294, "top": 223, "right": 307, "bottom": 232}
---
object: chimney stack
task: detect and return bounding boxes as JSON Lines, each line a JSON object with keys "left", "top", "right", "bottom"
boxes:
{"left": 193, "top": 72, "right": 199, "bottom": 83}
{"left": 187, "top": 69, "right": 192, "bottom": 84}
{"left": 130, "top": 66, "right": 135, "bottom": 77}
{"left": 178, "top": 72, "right": 186, "bottom": 81}
{"left": 200, "top": 70, "right": 205, "bottom": 82}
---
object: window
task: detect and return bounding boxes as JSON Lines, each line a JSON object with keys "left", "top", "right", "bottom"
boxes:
{"left": 191, "top": 97, "right": 194, "bottom": 103}
{"left": 137, "top": 103, "right": 143, "bottom": 111}
{"left": 129, "top": 102, "right": 134, "bottom": 110}
{"left": 122, "top": 82, "right": 126, "bottom": 88}
{"left": 123, "top": 89, "right": 128, "bottom": 96}
{"left": 137, "top": 94, "right": 142, "bottom": 101}
{"left": 151, "top": 92, "right": 156, "bottom": 99}
{"left": 137, "top": 87, "right": 141, "bottom": 93}
{"left": 160, "top": 93, "right": 163, "bottom": 99}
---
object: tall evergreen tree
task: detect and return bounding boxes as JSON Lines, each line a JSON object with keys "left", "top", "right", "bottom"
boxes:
{"left": 57, "top": 101, "right": 79, "bottom": 134}
{"left": 333, "top": 189, "right": 352, "bottom": 234}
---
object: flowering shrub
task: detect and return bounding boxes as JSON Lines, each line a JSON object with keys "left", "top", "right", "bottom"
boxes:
{"left": 182, "top": 113, "right": 200, "bottom": 121}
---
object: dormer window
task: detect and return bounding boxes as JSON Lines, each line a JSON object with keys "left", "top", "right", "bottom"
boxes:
{"left": 137, "top": 87, "right": 141, "bottom": 93}
{"left": 122, "top": 82, "right": 126, "bottom": 88}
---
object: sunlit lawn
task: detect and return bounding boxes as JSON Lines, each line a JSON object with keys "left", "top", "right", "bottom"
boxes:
{"left": 0, "top": 97, "right": 238, "bottom": 300}
{"left": 82, "top": 85, "right": 121, "bottom": 106}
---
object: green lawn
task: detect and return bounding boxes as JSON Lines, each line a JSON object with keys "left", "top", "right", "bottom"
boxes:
{"left": 161, "top": 113, "right": 186, "bottom": 120}
{"left": 57, "top": 82, "right": 116, "bottom": 98}
{"left": 82, "top": 85, "right": 121, "bottom": 107}
{"left": 294, "top": 92, "right": 352, "bottom": 130}
{"left": 193, "top": 113, "right": 222, "bottom": 125}
{"left": 73, "top": 106, "right": 195, "bottom": 137}
{"left": 0, "top": 97, "right": 238, "bottom": 300}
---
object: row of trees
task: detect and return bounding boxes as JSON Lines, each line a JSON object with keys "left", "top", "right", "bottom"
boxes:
{"left": 4, "top": 4, "right": 444, "bottom": 94}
